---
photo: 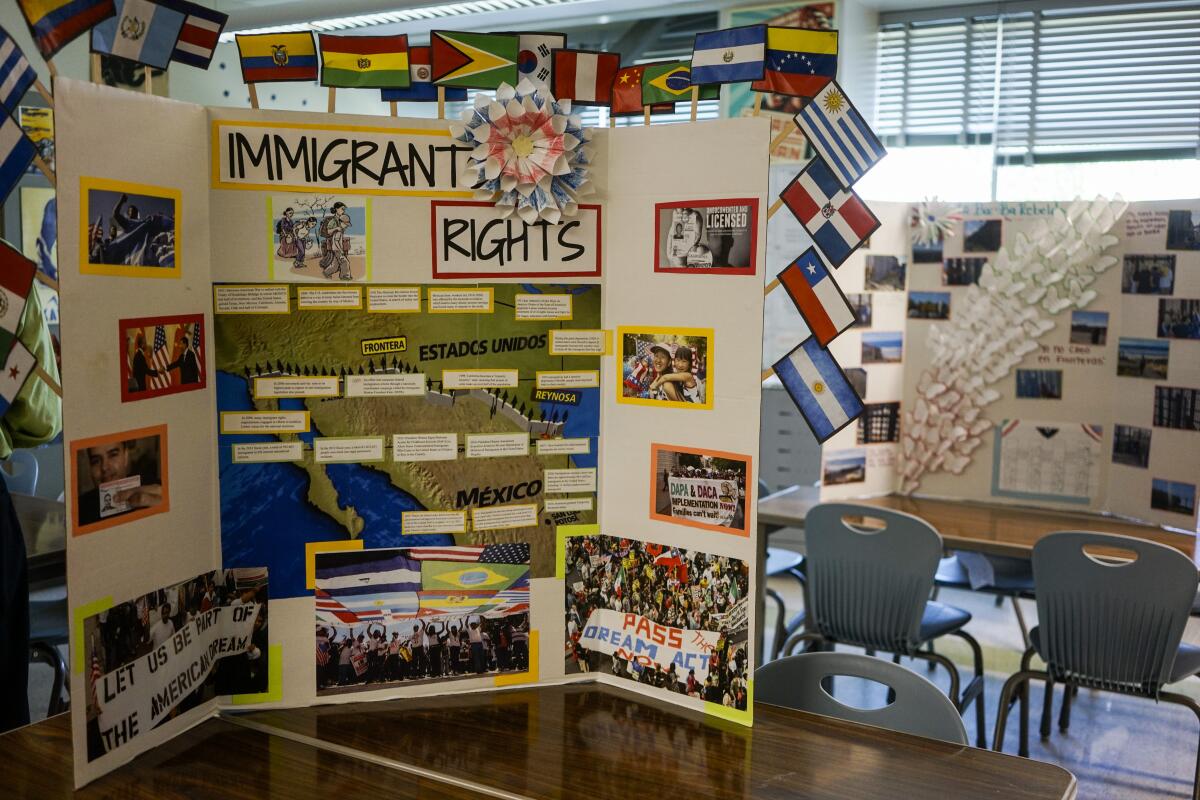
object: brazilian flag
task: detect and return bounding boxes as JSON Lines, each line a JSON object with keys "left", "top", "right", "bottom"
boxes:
{"left": 641, "top": 60, "right": 720, "bottom": 106}
{"left": 421, "top": 561, "right": 527, "bottom": 593}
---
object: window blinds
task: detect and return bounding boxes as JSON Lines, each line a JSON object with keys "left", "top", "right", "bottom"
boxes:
{"left": 877, "top": 1, "right": 1200, "bottom": 162}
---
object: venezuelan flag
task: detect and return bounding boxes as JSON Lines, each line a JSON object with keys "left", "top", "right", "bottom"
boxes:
{"left": 751, "top": 27, "right": 838, "bottom": 99}
{"left": 236, "top": 31, "right": 318, "bottom": 84}
{"left": 17, "top": 0, "right": 115, "bottom": 60}
{"left": 319, "top": 33, "right": 410, "bottom": 89}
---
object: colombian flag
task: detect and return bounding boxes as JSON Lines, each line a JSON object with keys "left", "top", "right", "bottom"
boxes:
{"left": 236, "top": 31, "right": 318, "bottom": 84}
{"left": 319, "top": 33, "right": 410, "bottom": 89}
{"left": 17, "top": 0, "right": 115, "bottom": 59}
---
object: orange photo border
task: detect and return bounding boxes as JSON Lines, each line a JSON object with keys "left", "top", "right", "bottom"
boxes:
{"left": 70, "top": 424, "right": 170, "bottom": 537}
{"left": 648, "top": 442, "right": 752, "bottom": 537}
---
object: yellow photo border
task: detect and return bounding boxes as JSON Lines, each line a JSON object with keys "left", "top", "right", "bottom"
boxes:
{"left": 616, "top": 325, "right": 714, "bottom": 410}
{"left": 367, "top": 285, "right": 422, "bottom": 313}
{"left": 220, "top": 410, "right": 311, "bottom": 435}
{"left": 515, "top": 293, "right": 573, "bottom": 321}
{"left": 213, "top": 284, "right": 291, "bottom": 315}
{"left": 427, "top": 287, "right": 495, "bottom": 314}
{"left": 549, "top": 328, "right": 611, "bottom": 356}
{"left": 471, "top": 502, "right": 538, "bottom": 532}
{"left": 79, "top": 176, "right": 182, "bottom": 279}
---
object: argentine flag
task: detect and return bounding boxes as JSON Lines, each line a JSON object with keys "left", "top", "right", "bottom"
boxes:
{"left": 773, "top": 338, "right": 863, "bottom": 443}
{"left": 691, "top": 25, "right": 766, "bottom": 85}
{"left": 91, "top": 0, "right": 186, "bottom": 71}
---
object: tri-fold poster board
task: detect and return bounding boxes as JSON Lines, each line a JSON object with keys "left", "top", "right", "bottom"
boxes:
{"left": 57, "top": 79, "right": 768, "bottom": 786}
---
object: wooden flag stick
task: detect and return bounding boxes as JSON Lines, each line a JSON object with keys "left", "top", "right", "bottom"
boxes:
{"left": 33, "top": 79, "right": 52, "bottom": 107}
{"left": 90, "top": 54, "right": 101, "bottom": 84}
{"left": 35, "top": 366, "right": 61, "bottom": 398}
{"left": 766, "top": 196, "right": 784, "bottom": 220}
{"left": 437, "top": 86, "right": 445, "bottom": 120}
{"left": 247, "top": 83, "right": 259, "bottom": 109}
{"left": 46, "top": 59, "right": 58, "bottom": 80}
{"left": 763, "top": 277, "right": 780, "bottom": 296}
{"left": 35, "top": 271, "right": 58, "bottom": 291}
{"left": 608, "top": 114, "right": 615, "bottom": 128}
{"left": 689, "top": 85, "right": 699, "bottom": 122}
{"left": 643, "top": 105, "right": 650, "bottom": 126}
{"left": 33, "top": 154, "right": 55, "bottom": 187}
{"left": 752, "top": 92, "right": 763, "bottom": 116}
{"left": 143, "top": 66, "right": 152, "bottom": 94}
{"left": 769, "top": 123, "right": 796, "bottom": 153}
{"left": 760, "top": 368, "right": 773, "bottom": 383}
{"left": 389, "top": 101, "right": 397, "bottom": 117}
{"left": 327, "top": 87, "right": 336, "bottom": 113}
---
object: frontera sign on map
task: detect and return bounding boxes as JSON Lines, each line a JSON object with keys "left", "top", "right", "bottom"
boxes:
{"left": 360, "top": 336, "right": 406, "bottom": 356}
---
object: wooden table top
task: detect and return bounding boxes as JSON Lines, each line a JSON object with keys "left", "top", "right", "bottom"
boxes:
{"left": 759, "top": 486, "right": 1199, "bottom": 567}
{"left": 232, "top": 683, "right": 1076, "bottom": 800}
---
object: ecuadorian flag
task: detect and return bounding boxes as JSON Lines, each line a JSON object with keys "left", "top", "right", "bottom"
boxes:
{"left": 319, "top": 33, "right": 410, "bottom": 89}
{"left": 236, "top": 31, "right": 318, "bottom": 84}
{"left": 17, "top": 0, "right": 115, "bottom": 59}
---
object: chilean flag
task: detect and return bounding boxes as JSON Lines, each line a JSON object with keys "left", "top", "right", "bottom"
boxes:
{"left": 780, "top": 156, "right": 880, "bottom": 268}
{"left": 778, "top": 247, "right": 855, "bottom": 346}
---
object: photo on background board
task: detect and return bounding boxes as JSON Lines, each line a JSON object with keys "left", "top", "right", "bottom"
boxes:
{"left": 1121, "top": 254, "right": 1175, "bottom": 295}
{"left": 1153, "top": 386, "right": 1200, "bottom": 431}
{"left": 846, "top": 367, "right": 868, "bottom": 399}
{"left": 1111, "top": 424, "right": 1151, "bottom": 469}
{"left": 941, "top": 257, "right": 986, "bottom": 286}
{"left": 81, "top": 178, "right": 180, "bottom": 277}
{"left": 564, "top": 534, "right": 750, "bottom": 712}
{"left": 654, "top": 199, "right": 758, "bottom": 275}
{"left": 314, "top": 545, "right": 530, "bottom": 696}
{"left": 907, "top": 291, "right": 950, "bottom": 320}
{"left": 1151, "top": 478, "right": 1196, "bottom": 517}
{"left": 861, "top": 331, "right": 902, "bottom": 364}
{"left": 649, "top": 443, "right": 751, "bottom": 536}
{"left": 1015, "top": 369, "right": 1063, "bottom": 400}
{"left": 1157, "top": 298, "right": 1200, "bottom": 339}
{"left": 863, "top": 255, "right": 906, "bottom": 291}
{"left": 1069, "top": 310, "right": 1108, "bottom": 346}
{"left": 118, "top": 314, "right": 205, "bottom": 402}
{"left": 963, "top": 219, "right": 1002, "bottom": 252}
{"left": 911, "top": 238, "right": 943, "bottom": 264}
{"left": 619, "top": 326, "right": 712, "bottom": 409}
{"left": 18, "top": 106, "right": 53, "bottom": 174}
{"left": 269, "top": 194, "right": 370, "bottom": 281}
{"left": 20, "top": 186, "right": 57, "bottom": 283}
{"left": 847, "top": 293, "right": 872, "bottom": 328}
{"left": 71, "top": 425, "right": 169, "bottom": 536}
{"left": 822, "top": 448, "right": 865, "bottom": 486}
{"left": 82, "top": 567, "right": 268, "bottom": 762}
{"left": 1165, "top": 210, "right": 1200, "bottom": 251}
{"left": 857, "top": 401, "right": 901, "bottom": 444}
{"left": 1117, "top": 337, "right": 1169, "bottom": 380}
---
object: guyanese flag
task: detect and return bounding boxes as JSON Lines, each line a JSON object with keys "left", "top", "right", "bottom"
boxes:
{"left": 641, "top": 60, "right": 720, "bottom": 106}
{"left": 319, "top": 33, "right": 410, "bottom": 89}
{"left": 421, "top": 560, "right": 527, "bottom": 593}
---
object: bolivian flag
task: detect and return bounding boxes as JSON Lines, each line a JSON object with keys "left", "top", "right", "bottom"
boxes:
{"left": 641, "top": 60, "right": 719, "bottom": 106}
{"left": 236, "top": 31, "right": 317, "bottom": 84}
{"left": 319, "top": 33, "right": 410, "bottom": 89}
{"left": 421, "top": 560, "right": 527, "bottom": 593}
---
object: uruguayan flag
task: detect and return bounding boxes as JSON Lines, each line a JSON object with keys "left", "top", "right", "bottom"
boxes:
{"left": 691, "top": 25, "right": 766, "bottom": 85}
{"left": 773, "top": 337, "right": 863, "bottom": 443}
{"left": 795, "top": 79, "right": 887, "bottom": 188}
{"left": 91, "top": 0, "right": 187, "bottom": 71}
{"left": 0, "top": 31, "right": 35, "bottom": 115}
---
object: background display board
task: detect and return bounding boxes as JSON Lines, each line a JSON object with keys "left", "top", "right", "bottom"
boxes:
{"left": 57, "top": 79, "right": 767, "bottom": 786}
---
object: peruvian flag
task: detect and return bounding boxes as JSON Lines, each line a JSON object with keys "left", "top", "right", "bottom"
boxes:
{"left": 552, "top": 49, "right": 620, "bottom": 106}
{"left": 779, "top": 155, "right": 880, "bottom": 268}
{"left": 778, "top": 247, "right": 855, "bottom": 346}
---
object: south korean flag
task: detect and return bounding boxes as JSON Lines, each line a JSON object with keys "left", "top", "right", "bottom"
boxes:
{"left": 517, "top": 32, "right": 566, "bottom": 93}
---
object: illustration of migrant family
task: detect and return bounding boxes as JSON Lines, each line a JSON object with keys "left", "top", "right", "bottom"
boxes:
{"left": 272, "top": 195, "right": 369, "bottom": 281}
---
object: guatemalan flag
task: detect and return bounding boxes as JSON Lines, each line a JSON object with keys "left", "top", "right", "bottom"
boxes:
{"left": 778, "top": 247, "right": 855, "bottom": 347}
{"left": 795, "top": 79, "right": 887, "bottom": 188}
{"left": 780, "top": 155, "right": 880, "bottom": 268}
{"left": 690, "top": 25, "right": 766, "bottom": 85}
{"left": 91, "top": 0, "right": 187, "bottom": 70}
{"left": 773, "top": 337, "right": 863, "bottom": 443}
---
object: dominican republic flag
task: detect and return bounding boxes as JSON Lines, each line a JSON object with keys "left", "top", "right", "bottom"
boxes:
{"left": 773, "top": 338, "right": 863, "bottom": 443}
{"left": 690, "top": 25, "right": 766, "bottom": 85}
{"left": 795, "top": 79, "right": 887, "bottom": 188}
{"left": 91, "top": 0, "right": 186, "bottom": 70}
{"left": 0, "top": 117, "right": 34, "bottom": 214}
{"left": 515, "top": 32, "right": 565, "bottom": 93}
{"left": 778, "top": 247, "right": 854, "bottom": 347}
{"left": 381, "top": 45, "right": 466, "bottom": 103}
{"left": 552, "top": 49, "right": 619, "bottom": 106}
{"left": 0, "top": 29, "right": 36, "bottom": 116}
{"left": 780, "top": 155, "right": 880, "bottom": 268}
{"left": 159, "top": 0, "right": 228, "bottom": 69}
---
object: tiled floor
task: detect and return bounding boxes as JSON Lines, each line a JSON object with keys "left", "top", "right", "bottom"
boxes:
{"left": 765, "top": 528, "right": 1200, "bottom": 800}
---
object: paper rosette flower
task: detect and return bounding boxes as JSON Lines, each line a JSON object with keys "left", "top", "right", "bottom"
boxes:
{"left": 910, "top": 197, "right": 962, "bottom": 246}
{"left": 450, "top": 78, "right": 593, "bottom": 225}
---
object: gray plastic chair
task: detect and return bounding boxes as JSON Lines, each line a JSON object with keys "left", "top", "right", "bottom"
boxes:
{"left": 992, "top": 531, "right": 1200, "bottom": 800}
{"left": 780, "top": 502, "right": 986, "bottom": 745}
{"left": 757, "top": 651, "right": 969, "bottom": 745}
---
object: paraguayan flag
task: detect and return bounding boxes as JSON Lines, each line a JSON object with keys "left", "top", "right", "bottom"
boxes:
{"left": 691, "top": 25, "right": 766, "bottom": 85}
{"left": 773, "top": 337, "right": 863, "bottom": 443}
{"left": 91, "top": 0, "right": 186, "bottom": 71}
{"left": 794, "top": 79, "right": 887, "bottom": 189}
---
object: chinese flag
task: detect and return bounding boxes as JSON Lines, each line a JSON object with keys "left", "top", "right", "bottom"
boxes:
{"left": 611, "top": 65, "right": 676, "bottom": 117}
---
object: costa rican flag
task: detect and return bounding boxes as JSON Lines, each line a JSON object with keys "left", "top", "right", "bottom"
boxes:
{"left": 780, "top": 156, "right": 880, "bottom": 268}
{"left": 778, "top": 247, "right": 854, "bottom": 347}
{"left": 159, "top": 0, "right": 227, "bottom": 69}
{"left": 795, "top": 79, "right": 887, "bottom": 188}
{"left": 772, "top": 338, "right": 863, "bottom": 443}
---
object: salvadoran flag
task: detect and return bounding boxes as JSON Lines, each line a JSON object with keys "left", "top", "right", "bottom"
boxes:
{"left": 779, "top": 155, "right": 880, "bottom": 268}
{"left": 795, "top": 79, "right": 887, "bottom": 188}
{"left": 778, "top": 247, "right": 854, "bottom": 347}
{"left": 690, "top": 25, "right": 766, "bottom": 85}
{"left": 773, "top": 337, "right": 863, "bottom": 443}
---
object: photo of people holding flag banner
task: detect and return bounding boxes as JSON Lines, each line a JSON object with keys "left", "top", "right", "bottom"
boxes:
{"left": 651, "top": 443, "right": 751, "bottom": 536}
{"left": 619, "top": 326, "right": 712, "bottom": 409}
{"left": 564, "top": 535, "right": 750, "bottom": 712}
